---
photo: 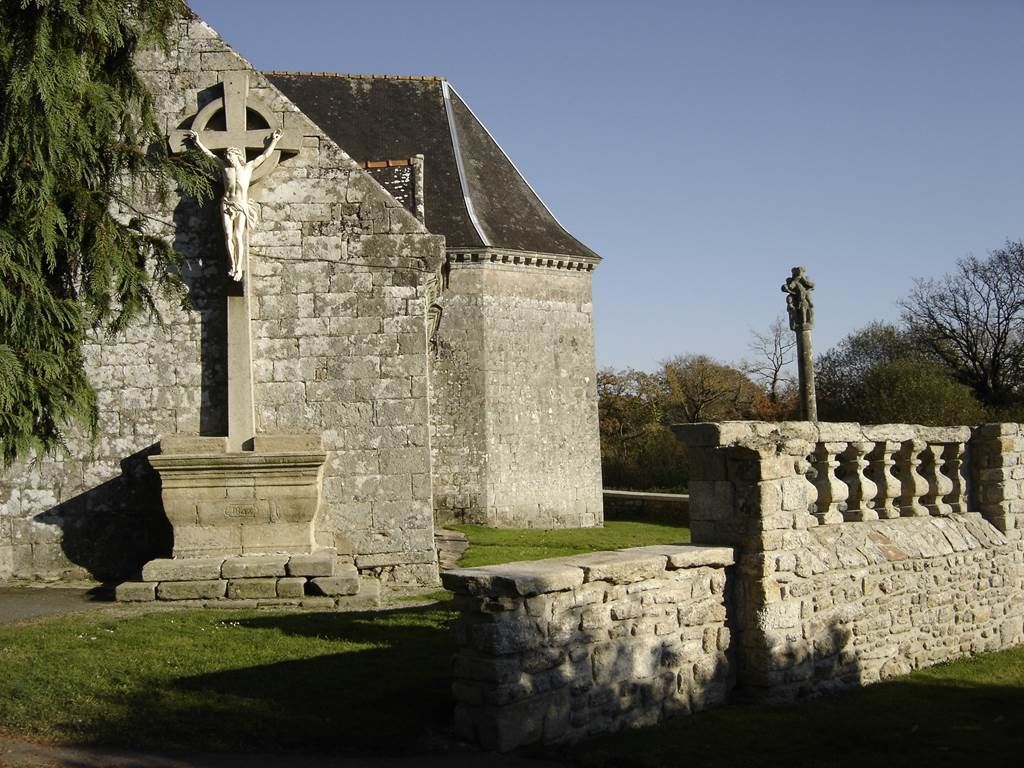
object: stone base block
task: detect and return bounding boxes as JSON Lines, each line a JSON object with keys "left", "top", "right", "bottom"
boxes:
{"left": 309, "top": 565, "right": 359, "bottom": 597}
{"left": 227, "top": 578, "right": 278, "bottom": 599}
{"left": 276, "top": 576, "right": 307, "bottom": 598}
{"left": 300, "top": 596, "right": 336, "bottom": 610}
{"left": 115, "top": 581, "right": 156, "bottom": 602}
{"left": 287, "top": 549, "right": 337, "bottom": 577}
{"left": 222, "top": 554, "right": 290, "bottom": 578}
{"left": 157, "top": 579, "right": 227, "bottom": 600}
{"left": 336, "top": 577, "right": 382, "bottom": 611}
{"left": 142, "top": 557, "right": 225, "bottom": 582}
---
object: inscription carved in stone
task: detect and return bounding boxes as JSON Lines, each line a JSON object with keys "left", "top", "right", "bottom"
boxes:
{"left": 225, "top": 503, "right": 257, "bottom": 520}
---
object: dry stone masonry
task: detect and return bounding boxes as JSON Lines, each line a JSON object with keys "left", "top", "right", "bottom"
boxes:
{"left": 448, "top": 421, "right": 1024, "bottom": 751}
{"left": 443, "top": 545, "right": 734, "bottom": 751}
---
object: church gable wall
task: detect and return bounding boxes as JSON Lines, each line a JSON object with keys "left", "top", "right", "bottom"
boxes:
{"left": 0, "top": 20, "right": 444, "bottom": 587}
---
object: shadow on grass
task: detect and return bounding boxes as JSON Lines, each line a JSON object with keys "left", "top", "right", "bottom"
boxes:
{"left": 557, "top": 672, "right": 1024, "bottom": 768}
{"left": 74, "top": 605, "right": 459, "bottom": 757}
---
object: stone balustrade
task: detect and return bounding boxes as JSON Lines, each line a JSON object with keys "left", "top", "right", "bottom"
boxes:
{"left": 673, "top": 421, "right": 1024, "bottom": 702}
{"left": 673, "top": 422, "right": 974, "bottom": 544}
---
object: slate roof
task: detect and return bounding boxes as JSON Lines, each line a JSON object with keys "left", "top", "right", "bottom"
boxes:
{"left": 265, "top": 72, "right": 599, "bottom": 261}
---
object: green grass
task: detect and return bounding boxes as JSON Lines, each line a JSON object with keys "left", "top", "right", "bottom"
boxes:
{"left": 562, "top": 645, "right": 1024, "bottom": 767}
{"left": 0, "top": 604, "right": 457, "bottom": 756}
{"left": 1, "top": 600, "right": 1023, "bottom": 764}
{"left": 449, "top": 520, "right": 691, "bottom": 567}
{"left": 2, "top": 518, "right": 1022, "bottom": 763}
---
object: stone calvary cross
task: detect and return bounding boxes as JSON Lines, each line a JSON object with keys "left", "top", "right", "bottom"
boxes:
{"left": 170, "top": 72, "right": 301, "bottom": 450}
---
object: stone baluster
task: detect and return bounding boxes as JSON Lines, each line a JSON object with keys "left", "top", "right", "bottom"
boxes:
{"left": 796, "top": 451, "right": 821, "bottom": 527}
{"left": 839, "top": 441, "right": 879, "bottom": 521}
{"left": 943, "top": 441, "right": 968, "bottom": 515}
{"left": 865, "top": 441, "right": 902, "bottom": 519}
{"left": 921, "top": 444, "right": 954, "bottom": 516}
{"left": 896, "top": 439, "right": 929, "bottom": 517}
{"left": 812, "top": 442, "right": 848, "bottom": 524}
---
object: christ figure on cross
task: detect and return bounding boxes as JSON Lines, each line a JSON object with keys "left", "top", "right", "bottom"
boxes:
{"left": 187, "top": 128, "right": 283, "bottom": 281}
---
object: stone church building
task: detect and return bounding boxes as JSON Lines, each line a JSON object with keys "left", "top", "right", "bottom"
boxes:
{"left": 0, "top": 13, "right": 603, "bottom": 589}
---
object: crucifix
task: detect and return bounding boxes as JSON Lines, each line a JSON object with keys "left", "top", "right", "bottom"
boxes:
{"left": 170, "top": 72, "right": 302, "bottom": 451}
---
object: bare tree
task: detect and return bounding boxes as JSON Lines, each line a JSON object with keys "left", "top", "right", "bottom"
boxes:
{"left": 900, "top": 241, "right": 1024, "bottom": 407}
{"left": 742, "top": 315, "right": 796, "bottom": 403}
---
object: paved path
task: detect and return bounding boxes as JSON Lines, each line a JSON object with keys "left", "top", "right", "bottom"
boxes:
{"left": 0, "top": 737, "right": 565, "bottom": 768}
{"left": 0, "top": 585, "right": 110, "bottom": 626}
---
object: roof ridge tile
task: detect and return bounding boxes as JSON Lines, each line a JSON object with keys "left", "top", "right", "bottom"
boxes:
{"left": 262, "top": 70, "right": 445, "bottom": 82}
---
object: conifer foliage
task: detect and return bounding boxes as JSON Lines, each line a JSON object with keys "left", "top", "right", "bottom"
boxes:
{"left": 0, "top": 0, "right": 213, "bottom": 465}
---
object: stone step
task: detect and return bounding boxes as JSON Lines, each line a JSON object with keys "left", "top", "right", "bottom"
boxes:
{"left": 115, "top": 558, "right": 382, "bottom": 611}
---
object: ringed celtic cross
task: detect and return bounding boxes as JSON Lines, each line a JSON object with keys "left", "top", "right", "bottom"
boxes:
{"left": 170, "top": 71, "right": 301, "bottom": 182}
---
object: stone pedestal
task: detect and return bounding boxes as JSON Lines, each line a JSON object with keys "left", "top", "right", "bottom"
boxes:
{"left": 148, "top": 434, "right": 327, "bottom": 558}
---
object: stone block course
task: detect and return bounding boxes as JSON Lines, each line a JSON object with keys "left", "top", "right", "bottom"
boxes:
{"left": 287, "top": 550, "right": 336, "bottom": 577}
{"left": 157, "top": 579, "right": 227, "bottom": 600}
{"left": 142, "top": 557, "right": 225, "bottom": 582}
{"left": 226, "top": 578, "right": 278, "bottom": 599}
{"left": 221, "top": 554, "right": 289, "bottom": 578}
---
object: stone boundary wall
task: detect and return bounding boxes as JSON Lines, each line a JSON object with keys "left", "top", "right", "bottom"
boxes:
{"left": 674, "top": 421, "right": 1024, "bottom": 702}
{"left": 442, "top": 545, "right": 734, "bottom": 751}
{"left": 603, "top": 490, "right": 689, "bottom": 521}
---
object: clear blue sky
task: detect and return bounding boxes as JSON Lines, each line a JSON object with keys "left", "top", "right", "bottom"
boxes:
{"left": 189, "top": 0, "right": 1024, "bottom": 372}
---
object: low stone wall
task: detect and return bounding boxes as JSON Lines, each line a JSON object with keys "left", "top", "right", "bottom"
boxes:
{"left": 602, "top": 490, "right": 689, "bottom": 522}
{"left": 442, "top": 545, "right": 734, "bottom": 751}
{"left": 746, "top": 515, "right": 1023, "bottom": 699}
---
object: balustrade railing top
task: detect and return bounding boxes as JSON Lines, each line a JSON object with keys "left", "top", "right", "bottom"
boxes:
{"left": 673, "top": 421, "right": 981, "bottom": 535}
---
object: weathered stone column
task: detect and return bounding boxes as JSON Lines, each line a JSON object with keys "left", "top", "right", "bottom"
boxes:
{"left": 226, "top": 277, "right": 255, "bottom": 452}
{"left": 782, "top": 266, "right": 817, "bottom": 421}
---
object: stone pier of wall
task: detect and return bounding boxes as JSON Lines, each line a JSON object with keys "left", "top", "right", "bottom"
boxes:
{"left": 443, "top": 545, "right": 734, "bottom": 751}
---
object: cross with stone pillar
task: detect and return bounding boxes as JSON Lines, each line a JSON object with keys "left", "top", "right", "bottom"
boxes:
{"left": 170, "top": 72, "right": 301, "bottom": 451}
{"left": 782, "top": 265, "right": 818, "bottom": 421}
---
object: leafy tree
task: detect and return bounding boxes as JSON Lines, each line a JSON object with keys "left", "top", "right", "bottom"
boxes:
{"left": 816, "top": 322, "right": 986, "bottom": 425}
{"left": 597, "top": 368, "right": 688, "bottom": 491}
{"left": 658, "top": 354, "right": 763, "bottom": 424}
{"left": 816, "top": 322, "right": 915, "bottom": 421}
{"left": 900, "top": 241, "right": 1024, "bottom": 407}
{"left": 854, "top": 359, "right": 986, "bottom": 426}
{"left": 0, "top": 0, "right": 214, "bottom": 465}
